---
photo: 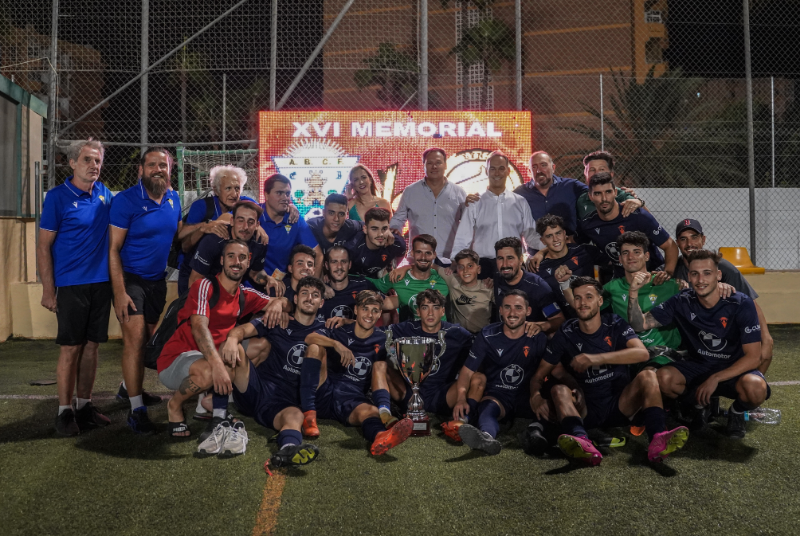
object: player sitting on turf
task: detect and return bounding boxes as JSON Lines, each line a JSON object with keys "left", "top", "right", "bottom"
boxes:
{"left": 301, "top": 291, "right": 414, "bottom": 455}
{"left": 628, "top": 249, "right": 770, "bottom": 439}
{"left": 378, "top": 289, "right": 483, "bottom": 441}
{"left": 345, "top": 207, "right": 407, "bottom": 278}
{"left": 454, "top": 290, "right": 548, "bottom": 455}
{"left": 156, "top": 240, "right": 286, "bottom": 452}
{"left": 531, "top": 277, "right": 688, "bottom": 465}
{"left": 220, "top": 276, "right": 327, "bottom": 468}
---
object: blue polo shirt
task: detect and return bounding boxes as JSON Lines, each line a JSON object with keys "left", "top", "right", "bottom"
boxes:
{"left": 259, "top": 208, "right": 318, "bottom": 275}
{"left": 109, "top": 181, "right": 181, "bottom": 281}
{"left": 513, "top": 175, "right": 587, "bottom": 236}
{"left": 40, "top": 177, "right": 113, "bottom": 287}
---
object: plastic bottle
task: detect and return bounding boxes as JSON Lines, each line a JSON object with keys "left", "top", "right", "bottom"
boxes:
{"left": 743, "top": 407, "right": 782, "bottom": 424}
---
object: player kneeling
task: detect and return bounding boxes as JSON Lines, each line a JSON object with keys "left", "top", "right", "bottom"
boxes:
{"left": 304, "top": 291, "right": 414, "bottom": 455}
{"left": 531, "top": 277, "right": 688, "bottom": 465}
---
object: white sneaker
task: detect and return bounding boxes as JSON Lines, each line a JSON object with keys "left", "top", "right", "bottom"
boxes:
{"left": 198, "top": 420, "right": 230, "bottom": 454}
{"left": 220, "top": 421, "right": 249, "bottom": 456}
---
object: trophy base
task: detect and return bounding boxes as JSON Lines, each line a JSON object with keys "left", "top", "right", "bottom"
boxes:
{"left": 407, "top": 413, "right": 430, "bottom": 437}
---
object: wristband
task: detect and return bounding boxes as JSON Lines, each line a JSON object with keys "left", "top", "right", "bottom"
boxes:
{"left": 559, "top": 280, "right": 571, "bottom": 291}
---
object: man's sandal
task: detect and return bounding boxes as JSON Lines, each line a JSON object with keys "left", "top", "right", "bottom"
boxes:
{"left": 169, "top": 421, "right": 191, "bottom": 439}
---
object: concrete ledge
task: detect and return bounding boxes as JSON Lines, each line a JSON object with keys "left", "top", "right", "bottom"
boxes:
{"left": 744, "top": 272, "right": 800, "bottom": 323}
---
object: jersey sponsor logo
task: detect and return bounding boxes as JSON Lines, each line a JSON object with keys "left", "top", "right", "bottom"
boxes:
{"left": 595, "top": 228, "right": 601, "bottom": 234}
{"left": 361, "top": 257, "right": 366, "bottom": 264}
{"left": 348, "top": 338, "right": 355, "bottom": 345}
{"left": 605, "top": 241, "right": 620, "bottom": 262}
{"left": 500, "top": 364, "right": 524, "bottom": 387}
{"left": 408, "top": 294, "right": 418, "bottom": 315}
{"left": 72, "top": 201, "right": 78, "bottom": 208}
{"left": 648, "top": 293, "right": 658, "bottom": 305}
{"left": 287, "top": 343, "right": 307, "bottom": 367}
{"left": 699, "top": 330, "right": 726, "bottom": 351}
{"left": 576, "top": 342, "right": 582, "bottom": 351}
{"left": 497, "top": 349, "right": 504, "bottom": 357}
{"left": 621, "top": 294, "right": 628, "bottom": 302}
{"left": 653, "top": 226, "right": 661, "bottom": 235}
{"left": 316, "top": 314, "right": 325, "bottom": 322}
{"left": 332, "top": 304, "right": 354, "bottom": 319}
{"left": 347, "top": 356, "right": 372, "bottom": 379}
{"left": 690, "top": 313, "right": 696, "bottom": 320}
{"left": 546, "top": 268, "right": 552, "bottom": 274}
{"left": 622, "top": 327, "right": 634, "bottom": 336}
{"left": 720, "top": 317, "right": 728, "bottom": 328}
{"left": 745, "top": 325, "right": 761, "bottom": 334}
{"left": 588, "top": 364, "right": 609, "bottom": 377}
{"left": 286, "top": 328, "right": 293, "bottom": 334}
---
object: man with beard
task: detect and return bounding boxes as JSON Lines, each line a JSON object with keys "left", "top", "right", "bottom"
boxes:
{"left": 530, "top": 277, "right": 688, "bottom": 465}
{"left": 370, "top": 234, "right": 449, "bottom": 321}
{"left": 575, "top": 151, "right": 645, "bottom": 221}
{"left": 629, "top": 250, "right": 770, "bottom": 440}
{"left": 156, "top": 240, "right": 285, "bottom": 447}
{"left": 319, "top": 246, "right": 397, "bottom": 327}
{"left": 307, "top": 194, "right": 363, "bottom": 255}
{"left": 493, "top": 237, "right": 564, "bottom": 333}
{"left": 578, "top": 172, "right": 678, "bottom": 280}
{"left": 454, "top": 291, "right": 549, "bottom": 455}
{"left": 109, "top": 147, "right": 182, "bottom": 434}
{"left": 346, "top": 208, "right": 407, "bottom": 278}
{"left": 301, "top": 291, "right": 414, "bottom": 455}
{"left": 221, "top": 277, "right": 327, "bottom": 467}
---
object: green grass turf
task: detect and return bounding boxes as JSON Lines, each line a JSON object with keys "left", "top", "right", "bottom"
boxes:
{"left": 0, "top": 327, "right": 799, "bottom": 535}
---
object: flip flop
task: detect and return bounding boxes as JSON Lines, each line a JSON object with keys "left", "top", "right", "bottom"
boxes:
{"left": 169, "top": 421, "right": 191, "bottom": 439}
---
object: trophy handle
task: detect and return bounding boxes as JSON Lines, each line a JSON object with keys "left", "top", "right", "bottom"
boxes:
{"left": 436, "top": 330, "right": 447, "bottom": 359}
{"left": 385, "top": 327, "right": 397, "bottom": 366}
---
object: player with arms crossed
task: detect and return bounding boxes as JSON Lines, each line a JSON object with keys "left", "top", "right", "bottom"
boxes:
{"left": 531, "top": 277, "right": 688, "bottom": 465}
{"left": 628, "top": 249, "right": 770, "bottom": 439}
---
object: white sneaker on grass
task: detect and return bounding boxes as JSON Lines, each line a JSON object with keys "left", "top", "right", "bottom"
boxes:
{"left": 198, "top": 420, "right": 230, "bottom": 454}
{"left": 220, "top": 421, "right": 249, "bottom": 457}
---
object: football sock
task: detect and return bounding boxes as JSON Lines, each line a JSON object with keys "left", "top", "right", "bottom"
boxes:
{"left": 212, "top": 391, "right": 229, "bottom": 418}
{"left": 466, "top": 398, "right": 479, "bottom": 422}
{"left": 75, "top": 398, "right": 90, "bottom": 410}
{"left": 278, "top": 429, "right": 303, "bottom": 449}
{"left": 58, "top": 405, "right": 72, "bottom": 415}
{"left": 299, "top": 358, "right": 322, "bottom": 412}
{"left": 373, "top": 388, "right": 391, "bottom": 412}
{"left": 730, "top": 398, "right": 755, "bottom": 413}
{"left": 560, "top": 416, "right": 587, "bottom": 439}
{"left": 129, "top": 395, "right": 144, "bottom": 411}
{"left": 641, "top": 406, "right": 667, "bottom": 439}
{"left": 477, "top": 399, "right": 501, "bottom": 438}
{"left": 362, "top": 417, "right": 385, "bottom": 443}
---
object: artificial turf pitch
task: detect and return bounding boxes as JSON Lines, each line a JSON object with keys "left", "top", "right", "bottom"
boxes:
{"left": 1, "top": 326, "right": 800, "bottom": 535}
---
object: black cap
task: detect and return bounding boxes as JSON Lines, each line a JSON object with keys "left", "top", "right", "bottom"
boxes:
{"left": 676, "top": 218, "right": 703, "bottom": 236}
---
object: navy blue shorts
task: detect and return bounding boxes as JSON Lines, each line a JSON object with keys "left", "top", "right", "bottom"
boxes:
{"left": 232, "top": 362, "right": 299, "bottom": 430}
{"left": 483, "top": 388, "right": 522, "bottom": 419}
{"left": 316, "top": 380, "right": 371, "bottom": 426}
{"left": 402, "top": 381, "right": 454, "bottom": 416}
{"left": 670, "top": 360, "right": 771, "bottom": 400}
{"left": 583, "top": 392, "right": 632, "bottom": 430}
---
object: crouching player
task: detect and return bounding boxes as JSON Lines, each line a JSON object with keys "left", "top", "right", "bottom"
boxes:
{"left": 628, "top": 249, "right": 769, "bottom": 439}
{"left": 302, "top": 291, "right": 414, "bottom": 455}
{"left": 454, "top": 290, "right": 548, "bottom": 455}
{"left": 532, "top": 277, "right": 688, "bottom": 465}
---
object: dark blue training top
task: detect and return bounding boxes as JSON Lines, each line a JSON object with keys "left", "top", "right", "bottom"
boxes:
{"left": 650, "top": 290, "right": 761, "bottom": 365}
{"left": 537, "top": 243, "right": 605, "bottom": 317}
{"left": 494, "top": 270, "right": 562, "bottom": 322}
{"left": 546, "top": 314, "right": 638, "bottom": 403}
{"left": 513, "top": 175, "right": 587, "bottom": 236}
{"left": 40, "top": 177, "right": 113, "bottom": 287}
{"left": 318, "top": 275, "right": 380, "bottom": 321}
{"left": 188, "top": 228, "right": 267, "bottom": 288}
{"left": 109, "top": 181, "right": 181, "bottom": 281}
{"left": 259, "top": 209, "right": 318, "bottom": 275}
{"left": 345, "top": 232, "right": 407, "bottom": 278}
{"left": 578, "top": 205, "right": 669, "bottom": 278}
{"left": 315, "top": 323, "right": 387, "bottom": 393}
{"left": 306, "top": 216, "right": 362, "bottom": 255}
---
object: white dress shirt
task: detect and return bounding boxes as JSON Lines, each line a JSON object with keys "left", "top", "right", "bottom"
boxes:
{"left": 452, "top": 187, "right": 540, "bottom": 259}
{"left": 390, "top": 178, "right": 467, "bottom": 259}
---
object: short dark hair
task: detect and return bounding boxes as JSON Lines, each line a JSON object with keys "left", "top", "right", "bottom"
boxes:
{"left": 139, "top": 147, "right": 174, "bottom": 169}
{"left": 536, "top": 214, "right": 566, "bottom": 237}
{"left": 264, "top": 173, "right": 291, "bottom": 194}
{"left": 494, "top": 237, "right": 523, "bottom": 258}
{"left": 529, "top": 150, "right": 552, "bottom": 168}
{"left": 325, "top": 193, "right": 348, "bottom": 207}
{"left": 501, "top": 289, "right": 529, "bottom": 308}
{"left": 588, "top": 171, "right": 615, "bottom": 191}
{"left": 454, "top": 248, "right": 480, "bottom": 265}
{"left": 222, "top": 238, "right": 250, "bottom": 256}
{"left": 485, "top": 150, "right": 510, "bottom": 170}
{"left": 570, "top": 276, "right": 603, "bottom": 294}
{"left": 324, "top": 245, "right": 350, "bottom": 264}
{"left": 583, "top": 150, "right": 615, "bottom": 171}
{"left": 617, "top": 231, "right": 649, "bottom": 252}
{"left": 289, "top": 244, "right": 316, "bottom": 265}
{"left": 232, "top": 200, "right": 263, "bottom": 220}
{"left": 356, "top": 289, "right": 384, "bottom": 309}
{"left": 422, "top": 147, "right": 447, "bottom": 164}
{"left": 364, "top": 207, "right": 391, "bottom": 225}
{"left": 412, "top": 234, "right": 437, "bottom": 252}
{"left": 296, "top": 276, "right": 326, "bottom": 296}
{"left": 686, "top": 249, "right": 723, "bottom": 268}
{"left": 417, "top": 289, "right": 446, "bottom": 309}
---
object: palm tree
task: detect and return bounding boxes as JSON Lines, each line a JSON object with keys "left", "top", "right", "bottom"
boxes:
{"left": 354, "top": 43, "right": 418, "bottom": 110}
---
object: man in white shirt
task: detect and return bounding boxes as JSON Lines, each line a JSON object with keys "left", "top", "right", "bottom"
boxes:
{"left": 390, "top": 148, "right": 467, "bottom": 262}
{"left": 452, "top": 151, "right": 540, "bottom": 278}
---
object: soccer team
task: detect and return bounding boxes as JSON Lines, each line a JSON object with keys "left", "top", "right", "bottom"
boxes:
{"left": 39, "top": 139, "right": 773, "bottom": 468}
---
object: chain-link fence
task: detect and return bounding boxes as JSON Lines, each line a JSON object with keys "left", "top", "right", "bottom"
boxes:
{"left": 1, "top": 0, "right": 799, "bottom": 268}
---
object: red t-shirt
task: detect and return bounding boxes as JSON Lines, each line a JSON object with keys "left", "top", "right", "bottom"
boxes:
{"left": 157, "top": 277, "right": 270, "bottom": 372}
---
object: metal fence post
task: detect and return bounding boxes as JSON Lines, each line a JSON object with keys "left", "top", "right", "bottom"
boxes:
{"left": 419, "top": 0, "right": 428, "bottom": 111}
{"left": 141, "top": 0, "right": 149, "bottom": 156}
{"left": 771, "top": 76, "right": 775, "bottom": 188}
{"left": 222, "top": 73, "right": 227, "bottom": 143}
{"left": 46, "top": 0, "right": 58, "bottom": 190}
{"left": 515, "top": 0, "right": 522, "bottom": 111}
{"left": 177, "top": 143, "right": 185, "bottom": 208}
{"left": 269, "top": 0, "right": 278, "bottom": 111}
{"left": 600, "top": 73, "right": 604, "bottom": 151}
{"left": 743, "top": 0, "right": 757, "bottom": 263}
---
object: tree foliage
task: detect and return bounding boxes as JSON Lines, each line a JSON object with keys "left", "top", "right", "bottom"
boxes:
{"left": 354, "top": 43, "right": 418, "bottom": 110}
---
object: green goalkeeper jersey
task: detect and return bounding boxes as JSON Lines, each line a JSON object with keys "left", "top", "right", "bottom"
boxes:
{"left": 369, "top": 268, "right": 450, "bottom": 322}
{"left": 602, "top": 275, "right": 682, "bottom": 349}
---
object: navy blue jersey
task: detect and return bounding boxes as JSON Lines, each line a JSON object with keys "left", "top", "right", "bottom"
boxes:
{"left": 546, "top": 314, "right": 638, "bottom": 402}
{"left": 345, "top": 232, "right": 408, "bottom": 278}
{"left": 386, "top": 321, "right": 473, "bottom": 391}
{"left": 189, "top": 229, "right": 267, "bottom": 288}
{"left": 315, "top": 323, "right": 387, "bottom": 392}
{"left": 465, "top": 322, "right": 549, "bottom": 399}
{"left": 536, "top": 243, "right": 604, "bottom": 317}
{"left": 307, "top": 216, "right": 362, "bottom": 255}
{"left": 650, "top": 290, "right": 761, "bottom": 365}
{"left": 317, "top": 276, "right": 380, "bottom": 321}
{"left": 578, "top": 206, "right": 669, "bottom": 278}
{"left": 252, "top": 317, "right": 325, "bottom": 394}
{"left": 494, "top": 271, "right": 562, "bottom": 322}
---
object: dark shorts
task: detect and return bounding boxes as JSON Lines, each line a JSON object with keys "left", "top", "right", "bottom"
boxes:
{"left": 232, "top": 362, "right": 299, "bottom": 430}
{"left": 483, "top": 388, "right": 521, "bottom": 420}
{"left": 122, "top": 272, "right": 168, "bottom": 324}
{"left": 402, "top": 381, "right": 454, "bottom": 416}
{"left": 670, "top": 360, "right": 771, "bottom": 401}
{"left": 55, "top": 282, "right": 112, "bottom": 346}
{"left": 316, "top": 380, "right": 371, "bottom": 426}
{"left": 583, "top": 392, "right": 633, "bottom": 430}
